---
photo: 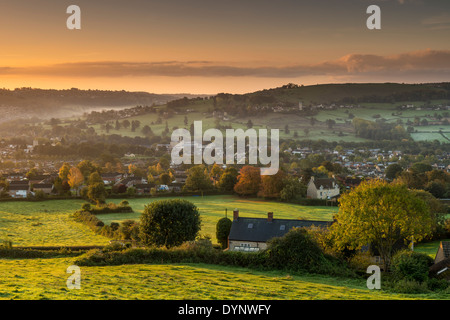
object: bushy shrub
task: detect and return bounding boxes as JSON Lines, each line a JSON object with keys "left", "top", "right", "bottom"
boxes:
{"left": 74, "top": 242, "right": 353, "bottom": 277}
{"left": 426, "top": 278, "right": 449, "bottom": 292}
{"left": 74, "top": 226, "right": 353, "bottom": 277}
{"left": 119, "top": 200, "right": 129, "bottom": 207}
{"left": 348, "top": 252, "right": 375, "bottom": 273}
{"left": 0, "top": 247, "right": 81, "bottom": 259}
{"left": 216, "top": 217, "right": 232, "bottom": 249}
{"left": 265, "top": 228, "right": 326, "bottom": 271}
{"left": 444, "top": 219, "right": 450, "bottom": 237}
{"left": 103, "top": 242, "right": 128, "bottom": 252}
{"left": 391, "top": 250, "right": 433, "bottom": 282}
{"left": 110, "top": 222, "right": 120, "bottom": 232}
{"left": 80, "top": 201, "right": 133, "bottom": 214}
{"left": 180, "top": 235, "right": 214, "bottom": 252}
{"left": 72, "top": 210, "right": 104, "bottom": 228}
{"left": 119, "top": 220, "right": 140, "bottom": 242}
{"left": 139, "top": 199, "right": 201, "bottom": 248}
{"left": 263, "top": 228, "right": 353, "bottom": 276}
{"left": 392, "top": 279, "right": 430, "bottom": 294}
{"left": 34, "top": 190, "right": 47, "bottom": 200}
{"left": 81, "top": 203, "right": 91, "bottom": 212}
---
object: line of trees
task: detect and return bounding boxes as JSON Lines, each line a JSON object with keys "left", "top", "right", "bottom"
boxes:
{"left": 182, "top": 164, "right": 307, "bottom": 201}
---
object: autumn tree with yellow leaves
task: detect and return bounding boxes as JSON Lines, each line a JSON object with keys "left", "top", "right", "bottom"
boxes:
{"left": 331, "top": 179, "right": 434, "bottom": 270}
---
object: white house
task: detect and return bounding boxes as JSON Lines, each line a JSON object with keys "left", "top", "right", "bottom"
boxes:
{"left": 306, "top": 176, "right": 340, "bottom": 200}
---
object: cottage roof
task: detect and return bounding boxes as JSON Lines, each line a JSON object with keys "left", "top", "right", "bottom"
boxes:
{"left": 311, "top": 178, "right": 337, "bottom": 189}
{"left": 33, "top": 184, "right": 53, "bottom": 189}
{"left": 9, "top": 185, "right": 29, "bottom": 191}
{"left": 9, "top": 180, "right": 29, "bottom": 185}
{"left": 229, "top": 217, "right": 331, "bottom": 243}
{"left": 29, "top": 174, "right": 50, "bottom": 181}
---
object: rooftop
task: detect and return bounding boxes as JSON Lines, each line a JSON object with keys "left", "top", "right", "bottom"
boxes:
{"left": 229, "top": 211, "right": 332, "bottom": 243}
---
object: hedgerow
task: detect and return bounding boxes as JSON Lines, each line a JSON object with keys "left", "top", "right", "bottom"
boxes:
{"left": 74, "top": 230, "right": 355, "bottom": 277}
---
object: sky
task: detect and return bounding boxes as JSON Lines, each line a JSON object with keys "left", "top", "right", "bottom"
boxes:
{"left": 0, "top": 0, "right": 449, "bottom": 94}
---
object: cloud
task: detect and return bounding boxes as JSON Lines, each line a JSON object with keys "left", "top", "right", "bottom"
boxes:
{"left": 422, "top": 13, "right": 450, "bottom": 30}
{"left": 2, "top": 49, "right": 450, "bottom": 81}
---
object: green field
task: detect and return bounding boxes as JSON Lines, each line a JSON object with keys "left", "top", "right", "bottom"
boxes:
{"left": 0, "top": 196, "right": 336, "bottom": 246}
{"left": 0, "top": 197, "right": 447, "bottom": 300}
{"left": 411, "top": 132, "right": 450, "bottom": 143}
{"left": 88, "top": 105, "right": 450, "bottom": 143}
{"left": 415, "top": 239, "right": 450, "bottom": 259}
{"left": 0, "top": 200, "right": 109, "bottom": 246}
{"left": 1, "top": 258, "right": 448, "bottom": 300}
{"left": 100, "top": 195, "right": 338, "bottom": 243}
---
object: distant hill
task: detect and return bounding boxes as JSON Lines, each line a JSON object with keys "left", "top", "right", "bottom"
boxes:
{"left": 2, "top": 83, "right": 449, "bottom": 123}
{"left": 0, "top": 87, "right": 207, "bottom": 121}
{"left": 164, "top": 82, "right": 450, "bottom": 114}
{"left": 243, "top": 82, "right": 450, "bottom": 106}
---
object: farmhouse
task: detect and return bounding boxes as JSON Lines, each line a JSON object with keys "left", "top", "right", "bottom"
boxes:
{"left": 306, "top": 176, "right": 340, "bottom": 200}
{"left": 227, "top": 210, "right": 332, "bottom": 252}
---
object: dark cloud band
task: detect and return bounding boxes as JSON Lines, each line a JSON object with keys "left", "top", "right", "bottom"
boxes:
{"left": 1, "top": 49, "right": 449, "bottom": 79}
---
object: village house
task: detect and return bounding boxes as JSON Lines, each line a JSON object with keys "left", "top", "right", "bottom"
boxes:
{"left": 8, "top": 181, "right": 30, "bottom": 198}
{"left": 4, "top": 172, "right": 26, "bottom": 182}
{"left": 227, "top": 210, "right": 331, "bottom": 252}
{"left": 306, "top": 176, "right": 340, "bottom": 200}
{"left": 134, "top": 183, "right": 154, "bottom": 195}
{"left": 32, "top": 183, "right": 54, "bottom": 195}
{"left": 101, "top": 172, "right": 123, "bottom": 185}
{"left": 115, "top": 176, "right": 146, "bottom": 188}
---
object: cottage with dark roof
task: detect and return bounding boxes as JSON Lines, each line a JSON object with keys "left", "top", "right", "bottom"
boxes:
{"left": 227, "top": 210, "right": 332, "bottom": 252}
{"left": 306, "top": 176, "right": 340, "bottom": 200}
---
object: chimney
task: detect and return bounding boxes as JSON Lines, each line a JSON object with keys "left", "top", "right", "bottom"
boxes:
{"left": 233, "top": 209, "right": 239, "bottom": 221}
{"left": 268, "top": 212, "right": 273, "bottom": 222}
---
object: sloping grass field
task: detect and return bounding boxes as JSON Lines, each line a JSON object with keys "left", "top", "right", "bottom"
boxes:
{"left": 0, "top": 196, "right": 447, "bottom": 300}
{"left": 1, "top": 258, "right": 448, "bottom": 300}
{"left": 0, "top": 200, "right": 109, "bottom": 246}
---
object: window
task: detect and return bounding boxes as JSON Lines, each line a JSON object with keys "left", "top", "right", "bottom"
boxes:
{"left": 280, "top": 225, "right": 286, "bottom": 231}
{"left": 248, "top": 223, "right": 253, "bottom": 229}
